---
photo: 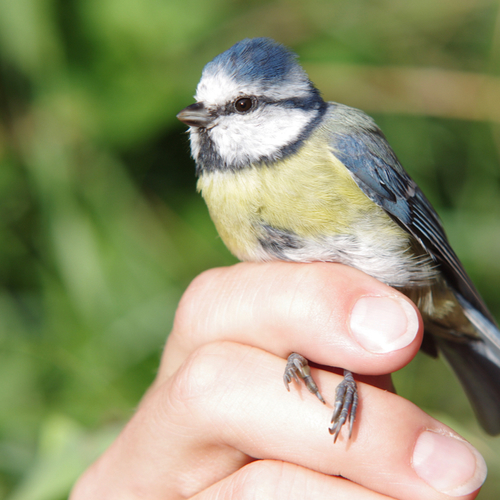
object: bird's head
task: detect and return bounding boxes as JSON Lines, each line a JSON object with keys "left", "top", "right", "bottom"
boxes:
{"left": 177, "top": 38, "right": 326, "bottom": 174}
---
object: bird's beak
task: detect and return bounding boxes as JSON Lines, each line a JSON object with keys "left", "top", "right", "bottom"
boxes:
{"left": 176, "top": 102, "right": 214, "bottom": 128}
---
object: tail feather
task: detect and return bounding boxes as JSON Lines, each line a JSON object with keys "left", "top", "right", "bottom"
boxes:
{"left": 437, "top": 337, "right": 500, "bottom": 435}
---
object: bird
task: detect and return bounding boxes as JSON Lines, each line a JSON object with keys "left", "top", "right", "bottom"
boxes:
{"left": 177, "top": 37, "right": 500, "bottom": 442}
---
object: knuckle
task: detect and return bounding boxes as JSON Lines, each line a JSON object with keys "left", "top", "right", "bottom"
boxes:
{"left": 144, "top": 343, "right": 236, "bottom": 436}
{"left": 168, "top": 341, "right": 238, "bottom": 410}
{"left": 172, "top": 267, "right": 227, "bottom": 336}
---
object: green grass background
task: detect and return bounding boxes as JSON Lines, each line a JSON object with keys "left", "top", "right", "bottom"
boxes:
{"left": 0, "top": 0, "right": 499, "bottom": 498}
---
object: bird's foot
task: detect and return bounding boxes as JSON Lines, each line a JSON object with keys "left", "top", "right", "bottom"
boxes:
{"left": 283, "top": 353, "right": 325, "bottom": 404}
{"left": 329, "top": 369, "right": 358, "bottom": 443}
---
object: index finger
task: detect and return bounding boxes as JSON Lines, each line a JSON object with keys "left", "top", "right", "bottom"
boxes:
{"left": 160, "top": 261, "right": 422, "bottom": 381}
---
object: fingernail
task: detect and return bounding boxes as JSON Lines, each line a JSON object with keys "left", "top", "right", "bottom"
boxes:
{"left": 412, "top": 430, "right": 487, "bottom": 496}
{"left": 350, "top": 296, "right": 418, "bottom": 353}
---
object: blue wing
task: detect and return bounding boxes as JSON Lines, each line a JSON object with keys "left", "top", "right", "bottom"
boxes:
{"left": 327, "top": 103, "right": 497, "bottom": 326}
{"left": 325, "top": 104, "right": 500, "bottom": 434}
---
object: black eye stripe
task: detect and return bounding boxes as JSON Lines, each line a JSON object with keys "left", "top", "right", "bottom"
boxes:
{"left": 217, "top": 95, "right": 324, "bottom": 116}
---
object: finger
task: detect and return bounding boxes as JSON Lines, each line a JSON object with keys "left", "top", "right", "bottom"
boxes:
{"left": 192, "top": 460, "right": 396, "bottom": 500}
{"left": 161, "top": 262, "right": 423, "bottom": 380}
{"left": 74, "top": 342, "right": 486, "bottom": 500}
{"left": 189, "top": 344, "right": 486, "bottom": 500}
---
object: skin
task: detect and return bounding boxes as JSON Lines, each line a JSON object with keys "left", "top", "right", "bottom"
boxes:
{"left": 70, "top": 262, "right": 483, "bottom": 500}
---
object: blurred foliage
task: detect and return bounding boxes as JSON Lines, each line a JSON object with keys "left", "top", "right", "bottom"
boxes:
{"left": 0, "top": 0, "right": 499, "bottom": 498}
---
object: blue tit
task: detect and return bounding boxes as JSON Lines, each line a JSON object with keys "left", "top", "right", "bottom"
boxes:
{"left": 177, "top": 37, "right": 500, "bottom": 441}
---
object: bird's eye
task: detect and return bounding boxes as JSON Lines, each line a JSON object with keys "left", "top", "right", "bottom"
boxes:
{"left": 234, "top": 97, "right": 254, "bottom": 113}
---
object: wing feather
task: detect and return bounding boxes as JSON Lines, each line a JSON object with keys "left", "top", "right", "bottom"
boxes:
{"left": 328, "top": 103, "right": 496, "bottom": 325}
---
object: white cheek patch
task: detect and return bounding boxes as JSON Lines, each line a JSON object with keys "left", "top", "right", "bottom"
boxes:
{"left": 189, "top": 131, "right": 202, "bottom": 162}
{"left": 208, "top": 106, "right": 314, "bottom": 166}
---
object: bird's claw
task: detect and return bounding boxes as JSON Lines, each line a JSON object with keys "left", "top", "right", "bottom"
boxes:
{"left": 329, "top": 369, "right": 358, "bottom": 442}
{"left": 284, "top": 355, "right": 357, "bottom": 443}
{"left": 283, "top": 353, "right": 325, "bottom": 404}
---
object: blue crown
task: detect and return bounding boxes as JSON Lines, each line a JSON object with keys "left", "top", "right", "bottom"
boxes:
{"left": 203, "top": 38, "right": 301, "bottom": 85}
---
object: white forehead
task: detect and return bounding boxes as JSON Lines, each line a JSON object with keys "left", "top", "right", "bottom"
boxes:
{"left": 195, "top": 67, "right": 313, "bottom": 107}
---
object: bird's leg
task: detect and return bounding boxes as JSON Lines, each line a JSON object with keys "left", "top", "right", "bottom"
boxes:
{"left": 284, "top": 354, "right": 358, "bottom": 442}
{"left": 329, "top": 369, "right": 358, "bottom": 443}
{"left": 283, "top": 353, "right": 325, "bottom": 404}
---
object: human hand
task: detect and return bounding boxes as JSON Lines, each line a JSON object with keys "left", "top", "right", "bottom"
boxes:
{"left": 70, "top": 262, "right": 487, "bottom": 499}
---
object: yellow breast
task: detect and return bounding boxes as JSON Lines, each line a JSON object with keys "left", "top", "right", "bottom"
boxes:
{"left": 197, "top": 130, "right": 403, "bottom": 261}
